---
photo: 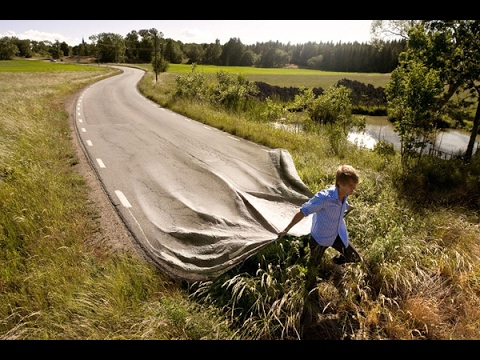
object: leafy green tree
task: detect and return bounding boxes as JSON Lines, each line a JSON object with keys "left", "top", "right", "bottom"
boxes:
{"left": 49, "top": 40, "right": 63, "bottom": 60}
{"left": 293, "top": 85, "right": 364, "bottom": 156}
{"left": 382, "top": 20, "right": 480, "bottom": 162}
{"left": 124, "top": 30, "right": 141, "bottom": 63}
{"left": 421, "top": 20, "right": 480, "bottom": 162}
{"left": 260, "top": 97, "right": 291, "bottom": 123}
{"left": 13, "top": 38, "right": 33, "bottom": 58}
{"left": 0, "top": 37, "right": 19, "bottom": 60}
{"left": 370, "top": 20, "right": 422, "bottom": 49}
{"left": 146, "top": 28, "right": 168, "bottom": 82}
{"left": 239, "top": 49, "right": 256, "bottom": 66}
{"left": 88, "top": 35, "right": 101, "bottom": 63}
{"left": 30, "top": 40, "right": 50, "bottom": 56}
{"left": 220, "top": 38, "right": 245, "bottom": 66}
{"left": 385, "top": 58, "right": 443, "bottom": 170}
{"left": 91, "top": 33, "right": 126, "bottom": 63}
{"left": 164, "top": 39, "right": 184, "bottom": 64}
{"left": 257, "top": 48, "right": 289, "bottom": 68}
{"left": 204, "top": 40, "right": 222, "bottom": 65}
{"left": 152, "top": 56, "right": 169, "bottom": 79}
{"left": 306, "top": 54, "right": 323, "bottom": 70}
{"left": 138, "top": 36, "right": 154, "bottom": 63}
{"left": 184, "top": 43, "right": 205, "bottom": 64}
{"left": 59, "top": 41, "right": 70, "bottom": 57}
{"left": 293, "top": 85, "right": 354, "bottom": 126}
{"left": 71, "top": 39, "right": 88, "bottom": 57}
{"left": 293, "top": 42, "right": 320, "bottom": 67}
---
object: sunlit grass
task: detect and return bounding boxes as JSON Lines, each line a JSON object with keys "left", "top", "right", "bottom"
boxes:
{"left": 139, "top": 68, "right": 480, "bottom": 339}
{"left": 133, "top": 63, "right": 391, "bottom": 89}
{"left": 1, "top": 62, "right": 479, "bottom": 339}
{"left": 0, "top": 59, "right": 106, "bottom": 73}
{"left": 0, "top": 68, "right": 236, "bottom": 339}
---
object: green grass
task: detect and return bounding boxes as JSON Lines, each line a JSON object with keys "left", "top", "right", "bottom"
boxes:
{"left": 0, "top": 59, "right": 106, "bottom": 73}
{"left": 1, "top": 59, "right": 480, "bottom": 340}
{"left": 136, "top": 63, "right": 392, "bottom": 89}
{"left": 0, "top": 62, "right": 236, "bottom": 339}
{"left": 139, "top": 68, "right": 480, "bottom": 339}
{"left": 167, "top": 63, "right": 376, "bottom": 75}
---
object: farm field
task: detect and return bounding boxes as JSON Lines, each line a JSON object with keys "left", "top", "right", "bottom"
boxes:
{"left": 138, "top": 63, "right": 392, "bottom": 89}
{"left": 2, "top": 58, "right": 391, "bottom": 90}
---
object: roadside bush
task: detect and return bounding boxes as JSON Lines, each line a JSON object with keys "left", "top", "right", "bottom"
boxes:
{"left": 173, "top": 71, "right": 209, "bottom": 100}
{"left": 210, "top": 71, "right": 259, "bottom": 112}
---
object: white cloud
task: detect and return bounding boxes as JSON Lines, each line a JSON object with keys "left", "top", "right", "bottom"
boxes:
{"left": 1, "top": 29, "right": 81, "bottom": 45}
{"left": 2, "top": 30, "right": 17, "bottom": 37}
{"left": 179, "top": 27, "right": 214, "bottom": 43}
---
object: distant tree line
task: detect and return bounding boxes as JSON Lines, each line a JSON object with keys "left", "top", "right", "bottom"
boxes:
{"left": 0, "top": 29, "right": 406, "bottom": 73}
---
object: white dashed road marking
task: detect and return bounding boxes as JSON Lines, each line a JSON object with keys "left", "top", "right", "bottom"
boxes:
{"left": 115, "top": 190, "right": 132, "bottom": 208}
{"left": 96, "top": 158, "right": 106, "bottom": 168}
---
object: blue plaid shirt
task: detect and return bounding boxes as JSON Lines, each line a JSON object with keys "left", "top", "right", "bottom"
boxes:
{"left": 300, "top": 185, "right": 349, "bottom": 247}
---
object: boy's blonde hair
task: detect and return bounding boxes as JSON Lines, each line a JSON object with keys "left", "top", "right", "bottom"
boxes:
{"left": 335, "top": 165, "right": 360, "bottom": 187}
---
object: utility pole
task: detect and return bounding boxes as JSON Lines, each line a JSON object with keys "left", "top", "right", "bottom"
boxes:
{"left": 154, "top": 31, "right": 158, "bottom": 82}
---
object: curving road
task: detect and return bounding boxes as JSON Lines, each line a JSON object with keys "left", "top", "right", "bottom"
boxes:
{"left": 74, "top": 66, "right": 313, "bottom": 281}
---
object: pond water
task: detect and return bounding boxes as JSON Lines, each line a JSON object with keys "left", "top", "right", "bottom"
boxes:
{"left": 274, "top": 115, "right": 479, "bottom": 157}
{"left": 347, "top": 116, "right": 480, "bottom": 156}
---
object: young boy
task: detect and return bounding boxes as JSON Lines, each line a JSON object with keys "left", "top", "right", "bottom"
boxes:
{"left": 277, "top": 164, "right": 362, "bottom": 266}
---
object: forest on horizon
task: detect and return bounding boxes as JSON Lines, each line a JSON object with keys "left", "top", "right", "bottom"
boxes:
{"left": 1, "top": 29, "right": 407, "bottom": 74}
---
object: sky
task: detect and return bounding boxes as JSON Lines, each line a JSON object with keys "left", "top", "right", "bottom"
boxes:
{"left": 0, "top": 20, "right": 375, "bottom": 47}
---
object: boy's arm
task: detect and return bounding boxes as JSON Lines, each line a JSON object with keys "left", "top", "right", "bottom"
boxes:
{"left": 277, "top": 210, "right": 306, "bottom": 240}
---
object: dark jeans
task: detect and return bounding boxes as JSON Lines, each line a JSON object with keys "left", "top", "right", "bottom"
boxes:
{"left": 304, "top": 234, "right": 362, "bottom": 292}
{"left": 308, "top": 234, "right": 362, "bottom": 266}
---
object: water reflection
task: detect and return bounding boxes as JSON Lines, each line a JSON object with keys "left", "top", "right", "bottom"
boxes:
{"left": 349, "top": 116, "right": 480, "bottom": 156}
{"left": 274, "top": 115, "right": 479, "bottom": 157}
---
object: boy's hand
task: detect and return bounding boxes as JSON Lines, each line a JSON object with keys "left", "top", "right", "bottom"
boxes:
{"left": 276, "top": 230, "right": 288, "bottom": 241}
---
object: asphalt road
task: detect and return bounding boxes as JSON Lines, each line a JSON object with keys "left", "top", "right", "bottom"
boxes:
{"left": 75, "top": 66, "right": 313, "bottom": 281}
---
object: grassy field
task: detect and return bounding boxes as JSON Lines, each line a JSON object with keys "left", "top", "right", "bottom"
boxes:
{"left": 0, "top": 59, "right": 105, "bottom": 73}
{"left": 0, "top": 59, "right": 235, "bottom": 339}
{"left": 1, "top": 58, "right": 479, "bottom": 340}
{"left": 137, "top": 63, "right": 391, "bottom": 89}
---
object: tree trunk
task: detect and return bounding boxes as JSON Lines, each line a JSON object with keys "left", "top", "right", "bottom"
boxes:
{"left": 437, "top": 83, "right": 460, "bottom": 109}
{"left": 465, "top": 94, "right": 480, "bottom": 162}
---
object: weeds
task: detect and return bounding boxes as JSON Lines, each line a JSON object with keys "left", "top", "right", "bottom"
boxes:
{"left": 150, "top": 67, "right": 480, "bottom": 340}
{"left": 1, "top": 61, "right": 479, "bottom": 339}
{"left": 0, "top": 66, "right": 235, "bottom": 340}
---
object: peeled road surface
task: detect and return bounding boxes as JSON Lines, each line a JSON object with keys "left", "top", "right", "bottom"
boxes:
{"left": 75, "top": 66, "right": 313, "bottom": 281}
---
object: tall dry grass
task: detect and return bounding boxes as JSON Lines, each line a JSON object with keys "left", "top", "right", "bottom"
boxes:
{"left": 0, "top": 67, "right": 236, "bottom": 339}
{"left": 139, "top": 68, "right": 480, "bottom": 340}
{"left": 2, "top": 61, "right": 479, "bottom": 339}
